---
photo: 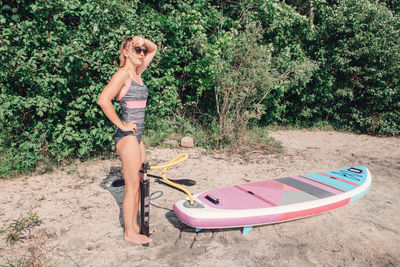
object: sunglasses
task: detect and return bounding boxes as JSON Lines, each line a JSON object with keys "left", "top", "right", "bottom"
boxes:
{"left": 133, "top": 47, "right": 147, "bottom": 55}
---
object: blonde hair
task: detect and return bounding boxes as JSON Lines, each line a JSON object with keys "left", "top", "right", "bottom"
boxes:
{"left": 119, "top": 36, "right": 133, "bottom": 67}
{"left": 119, "top": 36, "right": 143, "bottom": 66}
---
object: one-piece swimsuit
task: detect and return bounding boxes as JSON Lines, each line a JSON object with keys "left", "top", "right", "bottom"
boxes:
{"left": 114, "top": 71, "right": 148, "bottom": 145}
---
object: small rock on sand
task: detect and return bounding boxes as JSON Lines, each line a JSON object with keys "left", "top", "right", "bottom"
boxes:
{"left": 180, "top": 136, "right": 194, "bottom": 148}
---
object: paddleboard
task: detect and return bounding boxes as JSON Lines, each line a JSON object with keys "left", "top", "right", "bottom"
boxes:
{"left": 173, "top": 166, "right": 371, "bottom": 233}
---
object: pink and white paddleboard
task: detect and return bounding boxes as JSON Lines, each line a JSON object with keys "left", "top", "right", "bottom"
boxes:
{"left": 173, "top": 166, "right": 371, "bottom": 234}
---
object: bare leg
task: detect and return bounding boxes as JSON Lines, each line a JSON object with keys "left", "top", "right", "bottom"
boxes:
{"left": 117, "top": 136, "right": 151, "bottom": 244}
{"left": 139, "top": 139, "right": 146, "bottom": 163}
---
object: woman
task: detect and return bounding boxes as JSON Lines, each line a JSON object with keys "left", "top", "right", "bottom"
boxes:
{"left": 98, "top": 36, "right": 157, "bottom": 244}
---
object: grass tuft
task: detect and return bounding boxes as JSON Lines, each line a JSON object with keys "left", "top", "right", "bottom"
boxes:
{"left": 2, "top": 211, "right": 40, "bottom": 246}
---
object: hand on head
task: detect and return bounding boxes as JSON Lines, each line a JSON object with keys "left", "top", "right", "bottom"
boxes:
{"left": 132, "top": 36, "right": 145, "bottom": 48}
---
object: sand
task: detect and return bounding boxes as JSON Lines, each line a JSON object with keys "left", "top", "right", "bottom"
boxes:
{"left": 1, "top": 129, "right": 399, "bottom": 266}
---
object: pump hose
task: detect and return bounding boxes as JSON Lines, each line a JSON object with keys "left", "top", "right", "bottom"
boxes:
{"left": 150, "top": 154, "right": 194, "bottom": 205}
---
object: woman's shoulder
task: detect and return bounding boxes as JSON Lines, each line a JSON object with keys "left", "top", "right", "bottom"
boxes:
{"left": 113, "top": 68, "right": 131, "bottom": 81}
{"left": 113, "top": 68, "right": 133, "bottom": 100}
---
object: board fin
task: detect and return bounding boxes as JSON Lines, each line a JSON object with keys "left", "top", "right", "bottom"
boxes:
{"left": 242, "top": 226, "right": 253, "bottom": 235}
{"left": 195, "top": 228, "right": 202, "bottom": 233}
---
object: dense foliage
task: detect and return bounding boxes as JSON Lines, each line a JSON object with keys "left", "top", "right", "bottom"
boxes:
{"left": 0, "top": 0, "right": 164, "bottom": 175}
{"left": 1, "top": 0, "right": 399, "bottom": 177}
{"left": 283, "top": 0, "right": 400, "bottom": 134}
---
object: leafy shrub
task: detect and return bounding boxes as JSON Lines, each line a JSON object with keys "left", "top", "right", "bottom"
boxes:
{"left": 206, "top": 21, "right": 314, "bottom": 143}
{"left": 300, "top": 0, "right": 400, "bottom": 134}
{"left": 0, "top": 0, "right": 165, "bottom": 176}
{"left": 1, "top": 0, "right": 399, "bottom": 177}
{"left": 221, "top": 0, "right": 317, "bottom": 126}
{"left": 0, "top": 0, "right": 225, "bottom": 177}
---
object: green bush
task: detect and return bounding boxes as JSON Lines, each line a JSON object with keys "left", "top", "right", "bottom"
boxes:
{"left": 1, "top": 0, "right": 399, "bottom": 177}
{"left": 0, "top": 0, "right": 165, "bottom": 176}
{"left": 254, "top": 1, "right": 317, "bottom": 125}
{"left": 299, "top": 0, "right": 400, "bottom": 134}
{"left": 206, "top": 21, "right": 314, "bottom": 142}
{"left": 0, "top": 0, "right": 225, "bottom": 177}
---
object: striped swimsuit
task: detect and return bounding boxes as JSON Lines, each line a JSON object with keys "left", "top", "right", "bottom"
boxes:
{"left": 114, "top": 72, "right": 148, "bottom": 145}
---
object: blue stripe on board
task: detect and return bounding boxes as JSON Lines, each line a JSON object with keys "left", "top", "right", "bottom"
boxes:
{"left": 303, "top": 174, "right": 354, "bottom": 191}
{"left": 306, "top": 173, "right": 357, "bottom": 191}
{"left": 326, "top": 167, "right": 367, "bottom": 185}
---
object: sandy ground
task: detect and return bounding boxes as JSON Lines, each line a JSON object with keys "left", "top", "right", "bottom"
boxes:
{"left": 1, "top": 129, "right": 399, "bottom": 266}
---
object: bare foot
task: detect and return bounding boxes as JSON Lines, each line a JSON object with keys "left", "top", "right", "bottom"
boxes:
{"left": 124, "top": 232, "right": 152, "bottom": 244}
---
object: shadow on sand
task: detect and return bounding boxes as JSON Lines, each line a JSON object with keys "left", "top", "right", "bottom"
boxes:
{"left": 99, "top": 165, "right": 199, "bottom": 232}
{"left": 99, "top": 166, "right": 126, "bottom": 228}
